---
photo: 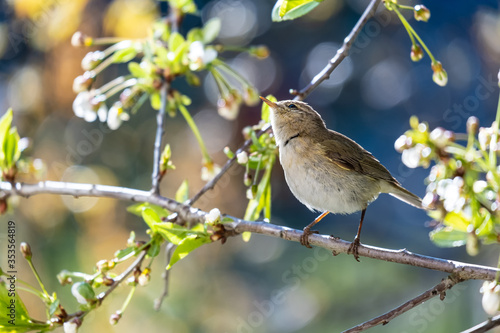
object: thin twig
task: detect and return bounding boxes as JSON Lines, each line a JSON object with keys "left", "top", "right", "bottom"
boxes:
{"left": 342, "top": 275, "right": 463, "bottom": 332}
{"left": 1, "top": 180, "right": 499, "bottom": 281}
{"left": 186, "top": 123, "right": 271, "bottom": 206}
{"left": 154, "top": 242, "right": 175, "bottom": 311}
{"left": 97, "top": 250, "right": 147, "bottom": 301}
{"left": 461, "top": 314, "right": 500, "bottom": 333}
{"left": 294, "top": 0, "right": 382, "bottom": 100}
{"left": 151, "top": 83, "right": 168, "bottom": 195}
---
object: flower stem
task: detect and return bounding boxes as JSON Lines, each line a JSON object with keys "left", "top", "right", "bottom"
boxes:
{"left": 178, "top": 104, "right": 211, "bottom": 163}
{"left": 393, "top": 6, "right": 435, "bottom": 63}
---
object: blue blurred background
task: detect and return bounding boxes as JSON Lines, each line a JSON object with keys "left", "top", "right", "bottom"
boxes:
{"left": 1, "top": 0, "right": 500, "bottom": 332}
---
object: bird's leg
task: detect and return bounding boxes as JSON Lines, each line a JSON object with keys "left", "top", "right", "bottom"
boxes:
{"left": 348, "top": 208, "right": 366, "bottom": 262}
{"left": 300, "top": 211, "right": 330, "bottom": 248}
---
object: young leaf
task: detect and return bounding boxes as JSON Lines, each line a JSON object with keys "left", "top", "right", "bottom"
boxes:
{"left": 429, "top": 226, "right": 467, "bottom": 247}
{"left": 112, "top": 46, "right": 138, "bottom": 63}
{"left": 0, "top": 279, "right": 50, "bottom": 332}
{"left": 167, "top": 234, "right": 211, "bottom": 269}
{"left": 141, "top": 207, "right": 162, "bottom": 231}
{"left": 127, "top": 203, "right": 170, "bottom": 219}
{"left": 261, "top": 94, "right": 276, "bottom": 123}
{"left": 272, "top": 0, "right": 323, "bottom": 22}
{"left": 3, "top": 128, "right": 20, "bottom": 169}
{"left": 169, "top": 32, "right": 185, "bottom": 52}
{"left": 128, "top": 62, "right": 148, "bottom": 78}
{"left": 175, "top": 180, "right": 189, "bottom": 203}
{"left": 203, "top": 18, "right": 221, "bottom": 44}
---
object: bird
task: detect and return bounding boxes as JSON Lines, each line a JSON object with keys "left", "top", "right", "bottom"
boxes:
{"left": 260, "top": 96, "right": 422, "bottom": 261}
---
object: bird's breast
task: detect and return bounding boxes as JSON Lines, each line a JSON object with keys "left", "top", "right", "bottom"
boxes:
{"left": 279, "top": 138, "right": 381, "bottom": 214}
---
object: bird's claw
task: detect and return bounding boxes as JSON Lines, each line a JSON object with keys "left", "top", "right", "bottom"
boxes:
{"left": 300, "top": 228, "right": 319, "bottom": 248}
{"left": 347, "top": 237, "right": 361, "bottom": 262}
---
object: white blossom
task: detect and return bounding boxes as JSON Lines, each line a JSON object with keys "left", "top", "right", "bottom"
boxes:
{"left": 237, "top": 151, "right": 248, "bottom": 164}
{"left": 206, "top": 208, "right": 221, "bottom": 225}
{"left": 188, "top": 41, "right": 217, "bottom": 71}
{"left": 481, "top": 281, "right": 500, "bottom": 315}
{"left": 107, "top": 102, "right": 129, "bottom": 130}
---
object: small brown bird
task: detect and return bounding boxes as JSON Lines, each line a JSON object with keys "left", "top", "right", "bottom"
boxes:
{"left": 260, "top": 97, "right": 422, "bottom": 260}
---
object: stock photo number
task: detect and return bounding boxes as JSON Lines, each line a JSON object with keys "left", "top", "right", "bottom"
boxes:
{"left": 5, "top": 220, "right": 17, "bottom": 325}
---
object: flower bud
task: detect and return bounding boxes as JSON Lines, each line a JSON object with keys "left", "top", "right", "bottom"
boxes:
{"left": 110, "top": 311, "right": 122, "bottom": 325}
{"left": 481, "top": 281, "right": 500, "bottom": 315}
{"left": 466, "top": 116, "right": 479, "bottom": 135}
{"left": 63, "top": 318, "right": 82, "bottom": 333}
{"left": 466, "top": 231, "right": 480, "bottom": 256}
{"left": 414, "top": 5, "right": 430, "bottom": 22}
{"left": 20, "top": 242, "right": 32, "bottom": 260}
{"left": 71, "top": 282, "right": 95, "bottom": 304}
{"left": 410, "top": 45, "right": 424, "bottom": 62}
{"left": 138, "top": 268, "right": 151, "bottom": 286}
{"left": 243, "top": 86, "right": 259, "bottom": 106}
{"left": 431, "top": 61, "right": 448, "bottom": 86}
{"left": 71, "top": 31, "right": 93, "bottom": 47}
{"left": 237, "top": 151, "right": 249, "bottom": 165}
{"left": 223, "top": 146, "right": 234, "bottom": 159}
{"left": 243, "top": 172, "right": 252, "bottom": 186}
{"left": 249, "top": 45, "right": 270, "bottom": 58}
{"left": 57, "top": 270, "right": 73, "bottom": 285}
{"left": 206, "top": 208, "right": 221, "bottom": 225}
{"left": 81, "top": 51, "right": 105, "bottom": 71}
{"left": 72, "top": 72, "right": 94, "bottom": 93}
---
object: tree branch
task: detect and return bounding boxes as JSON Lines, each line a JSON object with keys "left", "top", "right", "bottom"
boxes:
{"left": 294, "top": 0, "right": 382, "bottom": 100}
{"left": 2, "top": 180, "right": 499, "bottom": 281}
{"left": 461, "top": 314, "right": 500, "bottom": 333}
{"left": 151, "top": 83, "right": 168, "bottom": 195}
{"left": 342, "top": 275, "right": 463, "bottom": 332}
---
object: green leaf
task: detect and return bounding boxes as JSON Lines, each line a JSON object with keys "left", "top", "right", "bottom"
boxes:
{"left": 169, "top": 32, "right": 185, "bottom": 52}
{"left": 203, "top": 18, "right": 221, "bottom": 44}
{"left": 0, "top": 279, "right": 50, "bottom": 332}
{"left": 244, "top": 154, "right": 276, "bottom": 221}
{"left": 147, "top": 238, "right": 162, "bottom": 257}
{"left": 127, "top": 203, "right": 170, "bottom": 219}
{"left": 272, "top": 0, "right": 323, "bottom": 21}
{"left": 167, "top": 234, "right": 211, "bottom": 269}
{"left": 187, "top": 28, "right": 203, "bottom": 42}
{"left": 114, "top": 247, "right": 135, "bottom": 260}
{"left": 128, "top": 62, "right": 148, "bottom": 78}
{"left": 429, "top": 226, "right": 467, "bottom": 247}
{"left": 48, "top": 298, "right": 60, "bottom": 317}
{"left": 3, "top": 128, "right": 20, "bottom": 169}
{"left": 261, "top": 94, "right": 276, "bottom": 123}
{"left": 112, "top": 46, "right": 138, "bottom": 63}
{"left": 155, "top": 223, "right": 189, "bottom": 245}
{"left": 150, "top": 92, "right": 162, "bottom": 110}
{"left": 443, "top": 212, "right": 469, "bottom": 232}
{"left": 175, "top": 180, "right": 189, "bottom": 203}
{"left": 142, "top": 207, "right": 162, "bottom": 231}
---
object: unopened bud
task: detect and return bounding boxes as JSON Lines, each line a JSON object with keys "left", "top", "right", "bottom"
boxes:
{"left": 466, "top": 116, "right": 479, "bottom": 135}
{"left": 431, "top": 61, "right": 448, "bottom": 87}
{"left": 20, "top": 242, "right": 32, "bottom": 260}
{"left": 249, "top": 45, "right": 270, "bottom": 58}
{"left": 71, "top": 31, "right": 93, "bottom": 47}
{"left": 466, "top": 231, "right": 480, "bottom": 256}
{"left": 81, "top": 51, "right": 105, "bottom": 71}
{"left": 414, "top": 5, "right": 431, "bottom": 22}
{"left": 72, "top": 72, "right": 94, "bottom": 93}
{"left": 410, "top": 45, "right": 424, "bottom": 62}
{"left": 481, "top": 281, "right": 500, "bottom": 315}
{"left": 110, "top": 312, "right": 122, "bottom": 325}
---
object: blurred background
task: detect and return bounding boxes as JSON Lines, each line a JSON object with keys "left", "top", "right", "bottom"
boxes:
{"left": 1, "top": 0, "right": 500, "bottom": 332}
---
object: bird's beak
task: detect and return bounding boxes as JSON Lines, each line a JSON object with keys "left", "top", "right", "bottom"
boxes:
{"left": 260, "top": 96, "right": 277, "bottom": 108}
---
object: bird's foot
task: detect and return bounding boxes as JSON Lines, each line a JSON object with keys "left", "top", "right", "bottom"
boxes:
{"left": 347, "top": 237, "right": 361, "bottom": 262}
{"left": 300, "top": 227, "right": 319, "bottom": 248}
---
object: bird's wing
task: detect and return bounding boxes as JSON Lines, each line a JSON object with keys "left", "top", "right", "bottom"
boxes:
{"left": 320, "top": 130, "right": 397, "bottom": 183}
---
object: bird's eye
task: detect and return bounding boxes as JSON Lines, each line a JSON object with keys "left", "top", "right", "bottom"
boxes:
{"left": 288, "top": 104, "right": 297, "bottom": 109}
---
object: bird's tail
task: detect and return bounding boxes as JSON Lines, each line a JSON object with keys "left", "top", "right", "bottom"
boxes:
{"left": 386, "top": 183, "right": 423, "bottom": 209}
